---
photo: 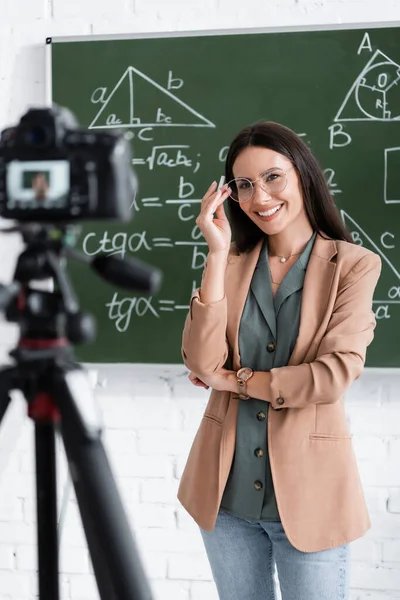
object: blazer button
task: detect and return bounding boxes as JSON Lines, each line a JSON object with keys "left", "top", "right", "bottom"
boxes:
{"left": 254, "top": 448, "right": 264, "bottom": 458}
{"left": 256, "top": 411, "right": 266, "bottom": 421}
{"left": 254, "top": 480, "right": 263, "bottom": 491}
{"left": 267, "top": 342, "right": 276, "bottom": 353}
{"left": 276, "top": 397, "right": 285, "bottom": 405}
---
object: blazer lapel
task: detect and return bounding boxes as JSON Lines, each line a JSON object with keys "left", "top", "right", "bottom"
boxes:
{"left": 288, "top": 235, "right": 338, "bottom": 366}
{"left": 250, "top": 244, "right": 277, "bottom": 340}
{"left": 226, "top": 240, "right": 263, "bottom": 370}
{"left": 273, "top": 258, "right": 304, "bottom": 318}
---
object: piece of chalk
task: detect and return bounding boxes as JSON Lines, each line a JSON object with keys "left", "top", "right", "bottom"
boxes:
{"left": 217, "top": 175, "right": 225, "bottom": 190}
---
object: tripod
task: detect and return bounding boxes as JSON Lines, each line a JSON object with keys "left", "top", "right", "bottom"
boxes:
{"left": 0, "top": 224, "right": 154, "bottom": 600}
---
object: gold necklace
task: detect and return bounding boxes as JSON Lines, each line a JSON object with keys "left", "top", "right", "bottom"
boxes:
{"left": 269, "top": 266, "right": 283, "bottom": 285}
{"left": 269, "top": 252, "right": 300, "bottom": 284}
{"left": 268, "top": 251, "right": 302, "bottom": 264}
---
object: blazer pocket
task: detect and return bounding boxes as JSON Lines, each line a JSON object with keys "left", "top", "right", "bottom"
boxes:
{"left": 203, "top": 413, "right": 223, "bottom": 426}
{"left": 309, "top": 432, "right": 352, "bottom": 441}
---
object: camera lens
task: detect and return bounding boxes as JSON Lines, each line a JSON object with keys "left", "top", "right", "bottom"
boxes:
{"left": 24, "top": 126, "right": 49, "bottom": 147}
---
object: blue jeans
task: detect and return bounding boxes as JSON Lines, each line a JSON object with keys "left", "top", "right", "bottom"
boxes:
{"left": 200, "top": 510, "right": 349, "bottom": 600}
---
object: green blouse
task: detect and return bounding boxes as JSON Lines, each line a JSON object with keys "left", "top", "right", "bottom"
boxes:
{"left": 220, "top": 232, "right": 316, "bottom": 521}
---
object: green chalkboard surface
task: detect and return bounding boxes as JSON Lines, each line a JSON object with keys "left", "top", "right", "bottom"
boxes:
{"left": 50, "top": 25, "right": 400, "bottom": 367}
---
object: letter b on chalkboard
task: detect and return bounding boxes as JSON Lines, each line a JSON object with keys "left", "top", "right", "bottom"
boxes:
{"left": 192, "top": 246, "right": 206, "bottom": 270}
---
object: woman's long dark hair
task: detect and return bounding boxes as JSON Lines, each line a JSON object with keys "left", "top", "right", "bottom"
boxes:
{"left": 225, "top": 121, "right": 353, "bottom": 253}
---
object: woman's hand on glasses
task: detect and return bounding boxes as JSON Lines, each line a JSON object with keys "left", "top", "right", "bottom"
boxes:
{"left": 196, "top": 181, "right": 232, "bottom": 255}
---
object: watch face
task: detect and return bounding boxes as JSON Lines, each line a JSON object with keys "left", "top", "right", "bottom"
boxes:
{"left": 237, "top": 367, "right": 253, "bottom": 381}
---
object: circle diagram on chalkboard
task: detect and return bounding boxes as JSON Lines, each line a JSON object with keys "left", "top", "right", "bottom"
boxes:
{"left": 89, "top": 66, "right": 215, "bottom": 129}
{"left": 334, "top": 50, "right": 400, "bottom": 122}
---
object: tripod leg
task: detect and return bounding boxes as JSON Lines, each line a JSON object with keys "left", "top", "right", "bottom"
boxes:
{"left": 54, "top": 367, "right": 153, "bottom": 600}
{"left": 56, "top": 464, "right": 115, "bottom": 600}
{"left": 0, "top": 367, "right": 60, "bottom": 599}
{"left": 0, "top": 367, "right": 21, "bottom": 477}
{"left": 35, "top": 421, "right": 59, "bottom": 600}
{"left": 57, "top": 455, "right": 119, "bottom": 600}
{"left": 0, "top": 366, "right": 16, "bottom": 422}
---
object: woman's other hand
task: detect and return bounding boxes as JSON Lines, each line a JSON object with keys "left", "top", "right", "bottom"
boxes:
{"left": 188, "top": 372, "right": 210, "bottom": 389}
{"left": 188, "top": 369, "right": 237, "bottom": 393}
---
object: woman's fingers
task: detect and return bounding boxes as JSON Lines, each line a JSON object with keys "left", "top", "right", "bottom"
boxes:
{"left": 201, "top": 181, "right": 226, "bottom": 206}
{"left": 215, "top": 197, "right": 228, "bottom": 220}
{"left": 197, "top": 186, "right": 225, "bottom": 227}
{"left": 195, "top": 182, "right": 232, "bottom": 253}
{"left": 198, "top": 381, "right": 210, "bottom": 389}
{"left": 201, "top": 181, "right": 218, "bottom": 207}
{"left": 188, "top": 373, "right": 209, "bottom": 389}
{"left": 203, "top": 186, "right": 230, "bottom": 217}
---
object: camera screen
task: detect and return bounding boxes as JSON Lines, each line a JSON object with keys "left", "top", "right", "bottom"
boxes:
{"left": 6, "top": 160, "right": 70, "bottom": 209}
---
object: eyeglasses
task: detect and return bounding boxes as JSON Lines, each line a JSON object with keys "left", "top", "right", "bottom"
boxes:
{"left": 227, "top": 166, "right": 295, "bottom": 203}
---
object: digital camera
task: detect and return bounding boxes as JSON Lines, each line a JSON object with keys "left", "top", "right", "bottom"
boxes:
{"left": 0, "top": 105, "right": 136, "bottom": 222}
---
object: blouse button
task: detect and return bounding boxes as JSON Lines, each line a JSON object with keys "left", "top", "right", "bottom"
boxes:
{"left": 254, "top": 480, "right": 263, "bottom": 491}
{"left": 254, "top": 448, "right": 264, "bottom": 458}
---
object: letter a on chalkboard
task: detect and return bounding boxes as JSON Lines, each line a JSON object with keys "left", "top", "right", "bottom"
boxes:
{"left": 90, "top": 66, "right": 215, "bottom": 129}
{"left": 334, "top": 49, "right": 400, "bottom": 122}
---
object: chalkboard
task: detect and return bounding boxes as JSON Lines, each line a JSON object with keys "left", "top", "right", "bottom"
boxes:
{"left": 49, "top": 24, "right": 400, "bottom": 367}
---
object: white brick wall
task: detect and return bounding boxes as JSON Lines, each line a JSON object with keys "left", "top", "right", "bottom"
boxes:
{"left": 0, "top": 1, "right": 400, "bottom": 599}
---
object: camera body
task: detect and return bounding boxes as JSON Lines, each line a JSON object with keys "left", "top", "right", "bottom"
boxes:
{"left": 0, "top": 106, "right": 136, "bottom": 222}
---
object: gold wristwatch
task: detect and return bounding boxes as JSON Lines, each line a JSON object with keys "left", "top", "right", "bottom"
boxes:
{"left": 236, "top": 367, "right": 254, "bottom": 399}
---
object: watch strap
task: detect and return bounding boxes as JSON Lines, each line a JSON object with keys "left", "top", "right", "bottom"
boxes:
{"left": 236, "top": 367, "right": 254, "bottom": 399}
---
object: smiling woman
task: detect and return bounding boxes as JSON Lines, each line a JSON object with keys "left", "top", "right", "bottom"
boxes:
{"left": 226, "top": 121, "right": 352, "bottom": 254}
{"left": 231, "top": 150, "right": 305, "bottom": 234}
{"left": 177, "top": 121, "right": 382, "bottom": 600}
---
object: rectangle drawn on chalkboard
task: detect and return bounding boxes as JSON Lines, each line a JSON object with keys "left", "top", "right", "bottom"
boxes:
{"left": 384, "top": 147, "right": 400, "bottom": 203}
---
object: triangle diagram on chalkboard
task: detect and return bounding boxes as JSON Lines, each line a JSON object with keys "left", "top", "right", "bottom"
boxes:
{"left": 89, "top": 66, "right": 215, "bottom": 129}
{"left": 334, "top": 50, "right": 400, "bottom": 122}
{"left": 340, "top": 210, "right": 400, "bottom": 303}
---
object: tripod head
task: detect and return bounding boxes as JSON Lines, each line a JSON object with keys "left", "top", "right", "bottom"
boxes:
{"left": 0, "top": 223, "right": 95, "bottom": 350}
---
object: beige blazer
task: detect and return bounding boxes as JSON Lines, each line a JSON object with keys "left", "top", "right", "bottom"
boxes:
{"left": 177, "top": 234, "right": 382, "bottom": 552}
